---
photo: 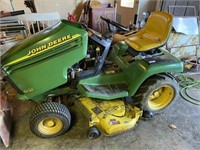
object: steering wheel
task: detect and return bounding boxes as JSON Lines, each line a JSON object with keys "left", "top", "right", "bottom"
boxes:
{"left": 100, "top": 16, "right": 129, "bottom": 32}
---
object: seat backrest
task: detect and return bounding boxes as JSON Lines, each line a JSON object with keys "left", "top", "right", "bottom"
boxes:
{"left": 143, "top": 11, "right": 173, "bottom": 44}
{"left": 17, "top": 12, "right": 61, "bottom": 36}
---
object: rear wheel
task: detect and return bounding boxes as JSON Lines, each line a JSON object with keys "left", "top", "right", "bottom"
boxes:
{"left": 30, "top": 102, "right": 71, "bottom": 138}
{"left": 133, "top": 74, "right": 179, "bottom": 114}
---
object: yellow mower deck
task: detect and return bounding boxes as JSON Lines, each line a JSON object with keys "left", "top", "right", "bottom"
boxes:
{"left": 76, "top": 98, "right": 142, "bottom": 136}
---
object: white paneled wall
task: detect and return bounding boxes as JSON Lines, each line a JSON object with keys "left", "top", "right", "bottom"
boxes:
{"left": 0, "top": 0, "right": 114, "bottom": 19}
{"left": 35, "top": 0, "right": 76, "bottom": 19}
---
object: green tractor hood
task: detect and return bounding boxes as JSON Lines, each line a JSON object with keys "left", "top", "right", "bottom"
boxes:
{"left": 1, "top": 20, "right": 88, "bottom": 101}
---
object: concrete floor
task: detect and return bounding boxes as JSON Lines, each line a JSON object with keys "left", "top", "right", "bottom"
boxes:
{"left": 1, "top": 73, "right": 200, "bottom": 150}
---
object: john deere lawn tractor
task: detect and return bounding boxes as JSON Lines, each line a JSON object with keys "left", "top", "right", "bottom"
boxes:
{"left": 1, "top": 11, "right": 183, "bottom": 139}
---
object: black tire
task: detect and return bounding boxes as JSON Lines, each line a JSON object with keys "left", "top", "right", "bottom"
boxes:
{"left": 133, "top": 73, "right": 179, "bottom": 114}
{"left": 87, "top": 127, "right": 100, "bottom": 140}
{"left": 30, "top": 102, "right": 71, "bottom": 138}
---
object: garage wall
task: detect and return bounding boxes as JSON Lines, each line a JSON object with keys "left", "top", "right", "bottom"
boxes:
{"left": 0, "top": 0, "right": 114, "bottom": 19}
{"left": 137, "top": 0, "right": 157, "bottom": 21}
{"left": 116, "top": 0, "right": 139, "bottom": 26}
{"left": 115, "top": 0, "right": 158, "bottom": 26}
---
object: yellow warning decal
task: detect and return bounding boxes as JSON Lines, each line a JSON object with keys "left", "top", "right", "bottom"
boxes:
{"left": 4, "top": 34, "right": 81, "bottom": 67}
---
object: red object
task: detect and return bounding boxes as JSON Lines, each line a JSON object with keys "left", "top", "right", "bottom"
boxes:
{"left": 0, "top": 91, "right": 12, "bottom": 147}
{"left": 68, "top": 13, "right": 76, "bottom": 22}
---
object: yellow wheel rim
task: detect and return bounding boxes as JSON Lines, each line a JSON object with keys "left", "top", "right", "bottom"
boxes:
{"left": 38, "top": 117, "right": 63, "bottom": 135}
{"left": 148, "top": 86, "right": 174, "bottom": 110}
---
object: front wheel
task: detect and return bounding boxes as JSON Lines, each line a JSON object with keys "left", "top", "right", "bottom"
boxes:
{"left": 133, "top": 74, "right": 179, "bottom": 114}
{"left": 30, "top": 102, "right": 71, "bottom": 138}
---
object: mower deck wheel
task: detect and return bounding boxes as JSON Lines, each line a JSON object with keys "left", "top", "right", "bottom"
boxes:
{"left": 87, "top": 126, "right": 100, "bottom": 140}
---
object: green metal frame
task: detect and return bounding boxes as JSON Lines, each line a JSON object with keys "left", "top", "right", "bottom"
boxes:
{"left": 77, "top": 42, "right": 183, "bottom": 100}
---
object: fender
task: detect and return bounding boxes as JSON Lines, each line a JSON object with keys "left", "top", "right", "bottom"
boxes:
{"left": 110, "top": 42, "right": 184, "bottom": 97}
